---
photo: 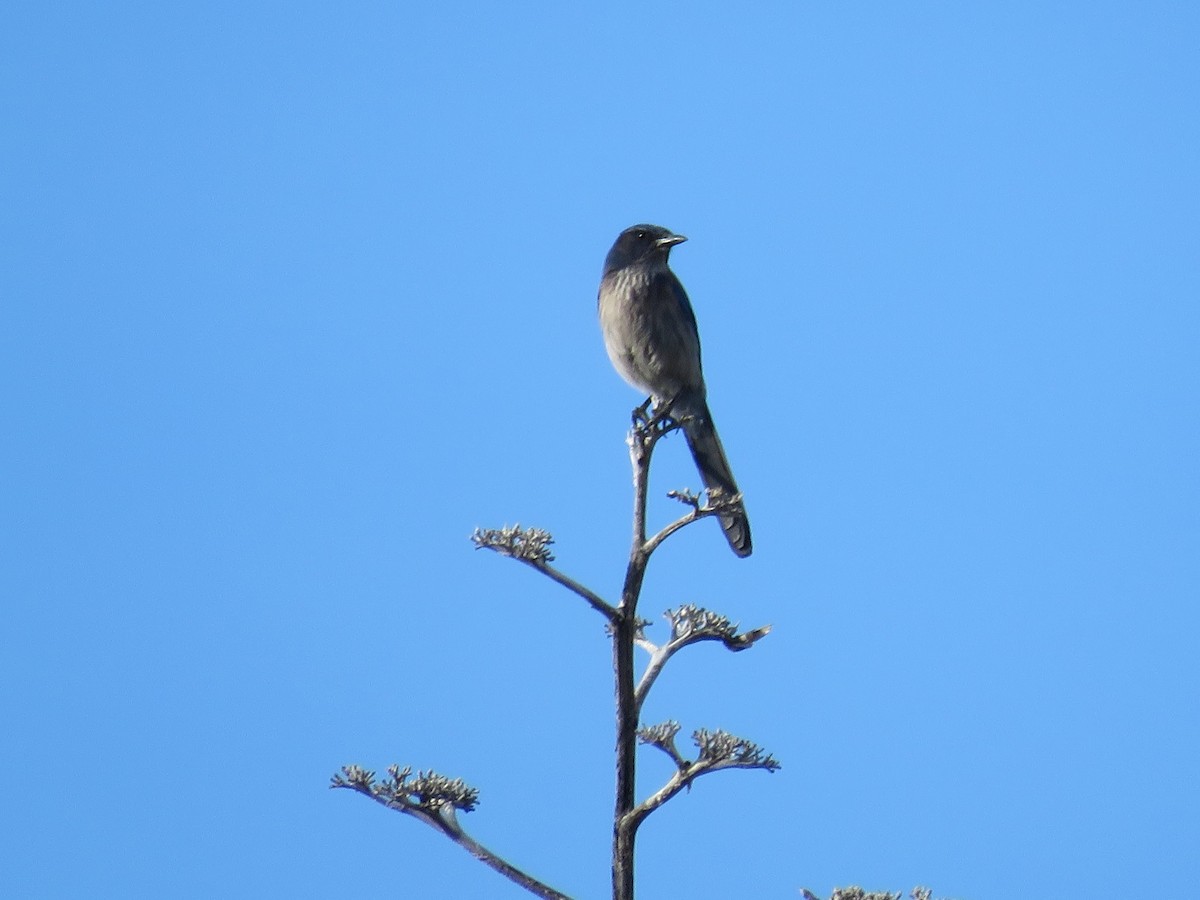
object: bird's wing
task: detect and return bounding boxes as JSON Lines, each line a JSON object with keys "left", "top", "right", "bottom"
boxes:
{"left": 652, "top": 270, "right": 704, "bottom": 391}
{"left": 660, "top": 271, "right": 700, "bottom": 347}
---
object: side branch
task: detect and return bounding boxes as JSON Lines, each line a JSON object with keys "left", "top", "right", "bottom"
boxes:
{"left": 625, "top": 410, "right": 746, "bottom": 562}
{"left": 536, "top": 561, "right": 619, "bottom": 622}
{"left": 643, "top": 489, "right": 747, "bottom": 557}
{"left": 472, "top": 525, "right": 618, "bottom": 622}
{"left": 627, "top": 725, "right": 780, "bottom": 830}
{"left": 634, "top": 605, "right": 771, "bottom": 712}
{"left": 331, "top": 765, "right": 572, "bottom": 900}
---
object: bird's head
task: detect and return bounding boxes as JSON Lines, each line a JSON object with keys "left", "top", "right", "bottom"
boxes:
{"left": 603, "top": 224, "right": 687, "bottom": 274}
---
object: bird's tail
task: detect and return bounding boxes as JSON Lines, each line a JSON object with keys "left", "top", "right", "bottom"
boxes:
{"left": 679, "top": 400, "right": 752, "bottom": 558}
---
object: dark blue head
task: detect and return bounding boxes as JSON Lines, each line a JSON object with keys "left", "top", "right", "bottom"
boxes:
{"left": 603, "top": 224, "right": 687, "bottom": 275}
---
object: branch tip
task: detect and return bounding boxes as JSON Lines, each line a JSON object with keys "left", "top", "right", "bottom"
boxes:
{"left": 665, "top": 604, "right": 771, "bottom": 652}
{"left": 471, "top": 525, "right": 555, "bottom": 565}
{"left": 802, "top": 889, "right": 935, "bottom": 900}
{"left": 666, "top": 488, "right": 702, "bottom": 510}
{"left": 331, "top": 763, "right": 480, "bottom": 813}
{"left": 693, "top": 728, "right": 780, "bottom": 772}
{"left": 638, "top": 721, "right": 686, "bottom": 767}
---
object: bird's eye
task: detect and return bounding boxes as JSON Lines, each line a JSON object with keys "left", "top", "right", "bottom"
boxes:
{"left": 634, "top": 230, "right": 647, "bottom": 239}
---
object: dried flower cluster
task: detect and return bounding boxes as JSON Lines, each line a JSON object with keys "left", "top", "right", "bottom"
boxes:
{"left": 331, "top": 764, "right": 479, "bottom": 813}
{"left": 638, "top": 720, "right": 682, "bottom": 749}
{"left": 470, "top": 524, "right": 555, "bottom": 564}
{"left": 802, "top": 889, "right": 935, "bottom": 900}
{"left": 667, "top": 603, "right": 737, "bottom": 640}
{"left": 693, "top": 728, "right": 781, "bottom": 772}
{"left": 637, "top": 721, "right": 779, "bottom": 775}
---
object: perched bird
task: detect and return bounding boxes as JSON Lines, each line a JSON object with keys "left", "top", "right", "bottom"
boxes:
{"left": 597, "top": 224, "right": 752, "bottom": 557}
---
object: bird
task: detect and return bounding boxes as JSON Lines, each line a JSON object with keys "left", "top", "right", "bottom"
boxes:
{"left": 597, "top": 223, "right": 752, "bottom": 557}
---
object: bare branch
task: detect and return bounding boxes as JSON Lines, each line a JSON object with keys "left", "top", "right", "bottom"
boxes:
{"left": 625, "top": 727, "right": 779, "bottom": 832}
{"left": 472, "top": 525, "right": 618, "bottom": 621}
{"left": 635, "top": 605, "right": 772, "bottom": 711}
{"left": 331, "top": 766, "right": 572, "bottom": 900}
{"left": 643, "top": 489, "right": 747, "bottom": 557}
{"left": 643, "top": 507, "right": 702, "bottom": 555}
{"left": 535, "top": 562, "right": 619, "bottom": 622}
{"left": 665, "top": 488, "right": 702, "bottom": 511}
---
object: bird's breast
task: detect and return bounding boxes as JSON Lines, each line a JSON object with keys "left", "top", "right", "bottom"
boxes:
{"left": 598, "top": 266, "right": 703, "bottom": 400}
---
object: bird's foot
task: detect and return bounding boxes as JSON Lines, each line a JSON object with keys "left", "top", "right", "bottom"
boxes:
{"left": 648, "top": 395, "right": 685, "bottom": 431}
{"left": 631, "top": 396, "right": 681, "bottom": 439}
{"left": 630, "top": 396, "right": 655, "bottom": 429}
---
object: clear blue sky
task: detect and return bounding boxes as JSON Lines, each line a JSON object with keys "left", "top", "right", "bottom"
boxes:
{"left": 3, "top": 2, "right": 1197, "bottom": 898}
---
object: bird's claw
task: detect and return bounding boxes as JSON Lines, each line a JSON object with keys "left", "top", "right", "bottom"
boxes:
{"left": 631, "top": 397, "right": 655, "bottom": 429}
{"left": 631, "top": 399, "right": 684, "bottom": 442}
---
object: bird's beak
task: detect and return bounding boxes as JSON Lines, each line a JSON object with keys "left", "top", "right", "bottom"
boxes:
{"left": 656, "top": 233, "right": 687, "bottom": 249}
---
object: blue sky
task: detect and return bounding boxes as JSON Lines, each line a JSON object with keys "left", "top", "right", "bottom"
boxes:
{"left": 3, "top": 2, "right": 1197, "bottom": 898}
